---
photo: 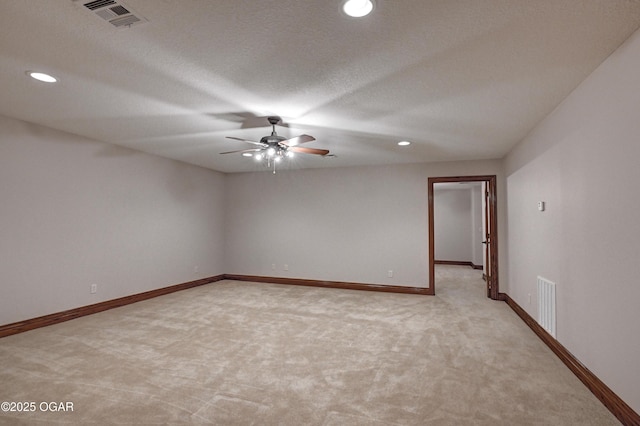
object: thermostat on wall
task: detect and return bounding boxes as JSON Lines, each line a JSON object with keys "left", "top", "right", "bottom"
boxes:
{"left": 538, "top": 201, "right": 545, "bottom": 211}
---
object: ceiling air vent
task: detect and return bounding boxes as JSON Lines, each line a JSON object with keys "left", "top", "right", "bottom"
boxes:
{"left": 76, "top": 0, "right": 147, "bottom": 29}
{"left": 83, "top": 0, "right": 116, "bottom": 11}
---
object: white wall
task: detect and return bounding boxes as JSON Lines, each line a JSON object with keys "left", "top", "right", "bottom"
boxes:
{"left": 0, "top": 115, "right": 226, "bottom": 325}
{"left": 434, "top": 188, "right": 472, "bottom": 262}
{"left": 504, "top": 28, "right": 640, "bottom": 413}
{"left": 225, "top": 160, "right": 504, "bottom": 287}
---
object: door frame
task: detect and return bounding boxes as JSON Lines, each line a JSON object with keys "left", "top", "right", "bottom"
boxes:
{"left": 428, "top": 175, "right": 500, "bottom": 299}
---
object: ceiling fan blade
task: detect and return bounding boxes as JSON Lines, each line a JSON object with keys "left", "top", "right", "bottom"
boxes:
{"left": 226, "top": 136, "right": 267, "bottom": 147}
{"left": 281, "top": 134, "right": 315, "bottom": 147}
{"left": 220, "top": 148, "right": 262, "bottom": 155}
{"left": 289, "top": 146, "right": 330, "bottom": 156}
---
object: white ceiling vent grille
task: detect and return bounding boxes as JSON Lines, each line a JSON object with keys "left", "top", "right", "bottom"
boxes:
{"left": 76, "top": 0, "right": 147, "bottom": 29}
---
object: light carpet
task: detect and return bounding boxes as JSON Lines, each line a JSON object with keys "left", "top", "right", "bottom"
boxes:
{"left": 0, "top": 266, "right": 617, "bottom": 425}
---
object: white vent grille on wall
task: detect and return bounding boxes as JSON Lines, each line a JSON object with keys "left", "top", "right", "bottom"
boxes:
{"left": 537, "top": 276, "right": 556, "bottom": 338}
{"left": 75, "top": 0, "right": 147, "bottom": 29}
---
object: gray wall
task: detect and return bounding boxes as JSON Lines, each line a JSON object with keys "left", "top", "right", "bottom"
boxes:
{"left": 224, "top": 161, "right": 503, "bottom": 287}
{"left": 433, "top": 185, "right": 484, "bottom": 266}
{"left": 433, "top": 188, "right": 472, "bottom": 262}
{"left": 0, "top": 115, "right": 227, "bottom": 325}
{"left": 470, "top": 185, "right": 484, "bottom": 267}
{"left": 505, "top": 28, "right": 640, "bottom": 413}
{"left": 1, "top": 115, "right": 506, "bottom": 321}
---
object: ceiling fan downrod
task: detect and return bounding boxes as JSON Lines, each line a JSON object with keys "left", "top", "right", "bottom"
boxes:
{"left": 268, "top": 116, "right": 281, "bottom": 136}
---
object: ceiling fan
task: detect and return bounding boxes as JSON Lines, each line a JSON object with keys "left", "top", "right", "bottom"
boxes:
{"left": 220, "top": 116, "right": 330, "bottom": 172}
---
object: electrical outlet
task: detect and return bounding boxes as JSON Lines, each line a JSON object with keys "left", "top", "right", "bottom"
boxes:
{"left": 528, "top": 293, "right": 531, "bottom": 304}
{"left": 193, "top": 265, "right": 199, "bottom": 273}
{"left": 284, "top": 264, "right": 289, "bottom": 271}
{"left": 271, "top": 263, "right": 276, "bottom": 271}
{"left": 388, "top": 270, "right": 393, "bottom": 278}
{"left": 90, "top": 284, "right": 97, "bottom": 294}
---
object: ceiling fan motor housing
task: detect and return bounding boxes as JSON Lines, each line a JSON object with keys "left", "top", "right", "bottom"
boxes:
{"left": 260, "top": 135, "right": 286, "bottom": 145}
{"left": 267, "top": 116, "right": 281, "bottom": 125}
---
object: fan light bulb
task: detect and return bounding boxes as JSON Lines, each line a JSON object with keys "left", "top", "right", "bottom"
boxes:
{"left": 286, "top": 151, "right": 294, "bottom": 158}
{"left": 343, "top": 0, "right": 374, "bottom": 17}
{"left": 255, "top": 153, "right": 263, "bottom": 160}
{"left": 267, "top": 147, "right": 276, "bottom": 157}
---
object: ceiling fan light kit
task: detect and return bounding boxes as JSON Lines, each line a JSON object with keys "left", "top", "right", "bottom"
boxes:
{"left": 221, "top": 116, "right": 330, "bottom": 173}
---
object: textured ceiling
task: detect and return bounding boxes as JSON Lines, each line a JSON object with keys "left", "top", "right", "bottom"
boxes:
{"left": 1, "top": 0, "right": 640, "bottom": 173}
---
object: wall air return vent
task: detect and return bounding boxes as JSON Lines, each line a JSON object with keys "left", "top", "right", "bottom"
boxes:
{"left": 76, "top": 0, "right": 147, "bottom": 29}
{"left": 537, "top": 276, "right": 556, "bottom": 338}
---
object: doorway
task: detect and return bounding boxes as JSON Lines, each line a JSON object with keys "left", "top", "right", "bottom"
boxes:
{"left": 428, "top": 175, "right": 499, "bottom": 299}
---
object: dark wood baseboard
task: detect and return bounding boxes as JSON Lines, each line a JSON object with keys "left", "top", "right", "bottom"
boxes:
{"left": 503, "top": 294, "right": 639, "bottom": 426}
{"left": 435, "top": 260, "right": 483, "bottom": 270}
{"left": 224, "top": 274, "right": 431, "bottom": 295}
{"left": 0, "top": 275, "right": 225, "bottom": 339}
{"left": 0, "top": 274, "right": 429, "bottom": 339}
{"left": 435, "top": 260, "right": 472, "bottom": 266}
{"left": 4, "top": 276, "right": 635, "bottom": 424}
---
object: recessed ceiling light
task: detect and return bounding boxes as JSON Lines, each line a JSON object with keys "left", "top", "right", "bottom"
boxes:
{"left": 242, "top": 152, "right": 253, "bottom": 157}
{"left": 343, "top": 0, "right": 374, "bottom": 18}
{"left": 398, "top": 141, "right": 411, "bottom": 146}
{"left": 27, "top": 71, "right": 57, "bottom": 83}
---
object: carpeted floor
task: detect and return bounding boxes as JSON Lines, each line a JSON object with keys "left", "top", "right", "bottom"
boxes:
{"left": 0, "top": 266, "right": 617, "bottom": 425}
